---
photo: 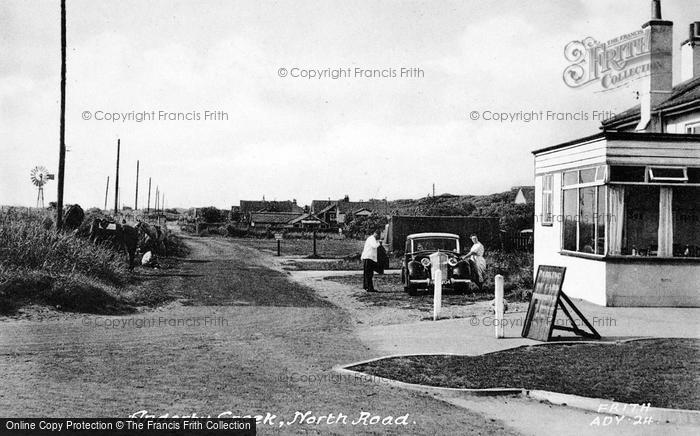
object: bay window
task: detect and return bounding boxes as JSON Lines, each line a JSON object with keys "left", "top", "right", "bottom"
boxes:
{"left": 561, "top": 164, "right": 700, "bottom": 258}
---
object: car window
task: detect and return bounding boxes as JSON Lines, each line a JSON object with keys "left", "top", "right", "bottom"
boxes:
{"left": 413, "top": 238, "right": 458, "bottom": 252}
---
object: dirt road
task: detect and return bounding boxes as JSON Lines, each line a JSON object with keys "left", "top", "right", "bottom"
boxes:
{"left": 0, "top": 236, "right": 516, "bottom": 435}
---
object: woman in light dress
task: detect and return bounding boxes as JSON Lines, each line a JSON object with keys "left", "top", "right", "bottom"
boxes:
{"left": 466, "top": 233, "right": 486, "bottom": 286}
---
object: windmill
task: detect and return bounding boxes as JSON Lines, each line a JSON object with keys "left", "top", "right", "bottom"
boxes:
{"left": 30, "top": 166, "right": 54, "bottom": 208}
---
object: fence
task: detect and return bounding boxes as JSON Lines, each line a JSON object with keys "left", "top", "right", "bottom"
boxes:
{"left": 502, "top": 233, "right": 534, "bottom": 252}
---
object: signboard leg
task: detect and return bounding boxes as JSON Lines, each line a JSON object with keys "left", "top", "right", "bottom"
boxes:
{"left": 433, "top": 269, "right": 442, "bottom": 321}
{"left": 495, "top": 274, "right": 504, "bottom": 338}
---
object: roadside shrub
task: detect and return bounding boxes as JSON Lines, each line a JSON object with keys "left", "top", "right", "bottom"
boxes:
{"left": 199, "top": 206, "right": 226, "bottom": 223}
{"left": 344, "top": 214, "right": 388, "bottom": 239}
{"left": 481, "top": 250, "right": 533, "bottom": 299}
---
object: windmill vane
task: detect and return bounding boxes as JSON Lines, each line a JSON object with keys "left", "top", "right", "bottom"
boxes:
{"left": 30, "top": 165, "right": 52, "bottom": 208}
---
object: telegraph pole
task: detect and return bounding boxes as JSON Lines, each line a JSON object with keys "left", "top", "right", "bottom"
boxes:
{"left": 147, "top": 177, "right": 151, "bottom": 213}
{"left": 134, "top": 160, "right": 139, "bottom": 210}
{"left": 56, "top": 0, "right": 67, "bottom": 229}
{"left": 114, "top": 139, "right": 120, "bottom": 215}
{"left": 104, "top": 176, "right": 109, "bottom": 210}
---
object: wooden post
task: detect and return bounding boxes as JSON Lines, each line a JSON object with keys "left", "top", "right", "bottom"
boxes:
{"left": 104, "top": 176, "right": 109, "bottom": 211}
{"left": 134, "top": 160, "right": 139, "bottom": 210}
{"left": 147, "top": 177, "right": 151, "bottom": 213}
{"left": 114, "top": 139, "right": 120, "bottom": 215}
{"left": 433, "top": 269, "right": 442, "bottom": 321}
{"left": 56, "top": 0, "right": 67, "bottom": 229}
{"left": 277, "top": 239, "right": 281, "bottom": 256}
{"left": 495, "top": 274, "right": 504, "bottom": 338}
{"left": 312, "top": 230, "right": 317, "bottom": 257}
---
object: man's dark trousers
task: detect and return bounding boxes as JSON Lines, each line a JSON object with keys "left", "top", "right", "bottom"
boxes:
{"left": 363, "top": 259, "right": 376, "bottom": 291}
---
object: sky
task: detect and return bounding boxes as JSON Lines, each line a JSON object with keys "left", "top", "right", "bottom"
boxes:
{"left": 2, "top": 0, "right": 699, "bottom": 209}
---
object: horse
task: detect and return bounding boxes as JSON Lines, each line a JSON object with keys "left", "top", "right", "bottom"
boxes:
{"left": 135, "top": 221, "right": 167, "bottom": 256}
{"left": 88, "top": 218, "right": 139, "bottom": 270}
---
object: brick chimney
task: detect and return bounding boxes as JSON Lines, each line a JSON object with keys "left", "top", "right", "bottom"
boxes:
{"left": 636, "top": 0, "right": 674, "bottom": 132}
{"left": 681, "top": 22, "right": 700, "bottom": 81}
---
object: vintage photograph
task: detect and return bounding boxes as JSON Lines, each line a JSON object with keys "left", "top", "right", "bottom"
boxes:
{"left": 1, "top": 0, "right": 699, "bottom": 435}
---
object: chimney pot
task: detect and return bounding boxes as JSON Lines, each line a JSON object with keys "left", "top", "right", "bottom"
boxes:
{"left": 652, "top": 0, "right": 662, "bottom": 20}
{"left": 681, "top": 22, "right": 700, "bottom": 81}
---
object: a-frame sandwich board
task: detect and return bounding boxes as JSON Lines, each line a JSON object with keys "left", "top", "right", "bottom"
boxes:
{"left": 522, "top": 265, "right": 601, "bottom": 341}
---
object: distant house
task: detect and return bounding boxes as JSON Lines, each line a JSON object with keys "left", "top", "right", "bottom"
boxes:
{"left": 249, "top": 212, "right": 301, "bottom": 229}
{"left": 512, "top": 186, "right": 535, "bottom": 204}
{"left": 238, "top": 199, "right": 303, "bottom": 222}
{"left": 287, "top": 213, "right": 325, "bottom": 229}
{"left": 311, "top": 196, "right": 389, "bottom": 226}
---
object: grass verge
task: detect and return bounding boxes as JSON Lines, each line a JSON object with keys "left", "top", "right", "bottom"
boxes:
{"left": 0, "top": 208, "right": 189, "bottom": 315}
{"left": 349, "top": 338, "right": 700, "bottom": 410}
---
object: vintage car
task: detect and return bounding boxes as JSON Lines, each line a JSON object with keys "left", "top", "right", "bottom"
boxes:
{"left": 401, "top": 232, "right": 480, "bottom": 295}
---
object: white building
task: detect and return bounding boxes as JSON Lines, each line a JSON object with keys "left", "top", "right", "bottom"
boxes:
{"left": 533, "top": 3, "right": 700, "bottom": 307}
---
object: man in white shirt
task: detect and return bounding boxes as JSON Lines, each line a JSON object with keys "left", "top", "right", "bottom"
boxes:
{"left": 361, "top": 229, "right": 382, "bottom": 292}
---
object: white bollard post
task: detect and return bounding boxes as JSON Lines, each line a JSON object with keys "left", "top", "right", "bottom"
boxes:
{"left": 495, "top": 274, "right": 504, "bottom": 338}
{"left": 433, "top": 269, "right": 442, "bottom": 321}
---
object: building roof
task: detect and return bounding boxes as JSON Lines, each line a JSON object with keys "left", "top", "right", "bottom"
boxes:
{"left": 311, "top": 198, "right": 388, "bottom": 215}
{"left": 601, "top": 76, "right": 700, "bottom": 130}
{"left": 249, "top": 212, "right": 301, "bottom": 224}
{"left": 287, "top": 213, "right": 324, "bottom": 225}
{"left": 532, "top": 131, "right": 700, "bottom": 155}
{"left": 513, "top": 186, "right": 535, "bottom": 204}
{"left": 240, "top": 200, "right": 303, "bottom": 214}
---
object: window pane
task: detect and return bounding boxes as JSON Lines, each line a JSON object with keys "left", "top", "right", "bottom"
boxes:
{"left": 624, "top": 186, "right": 659, "bottom": 255}
{"left": 563, "top": 189, "right": 577, "bottom": 251}
{"left": 650, "top": 167, "right": 685, "bottom": 178}
{"left": 579, "top": 187, "right": 596, "bottom": 253}
{"left": 563, "top": 171, "right": 578, "bottom": 186}
{"left": 543, "top": 174, "right": 552, "bottom": 191}
{"left": 596, "top": 186, "right": 606, "bottom": 254}
{"left": 688, "top": 168, "right": 700, "bottom": 183}
{"left": 542, "top": 175, "right": 552, "bottom": 223}
{"left": 542, "top": 193, "right": 551, "bottom": 223}
{"left": 610, "top": 166, "right": 645, "bottom": 182}
{"left": 595, "top": 165, "right": 606, "bottom": 181}
{"left": 580, "top": 168, "right": 596, "bottom": 183}
{"left": 673, "top": 187, "right": 700, "bottom": 257}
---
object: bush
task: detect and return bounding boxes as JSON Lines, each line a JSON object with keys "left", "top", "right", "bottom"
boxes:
{"left": 481, "top": 250, "right": 533, "bottom": 300}
{"left": 199, "top": 206, "right": 226, "bottom": 223}
{"left": 344, "top": 214, "right": 388, "bottom": 239}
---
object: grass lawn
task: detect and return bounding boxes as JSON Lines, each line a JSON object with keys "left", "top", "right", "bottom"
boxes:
{"left": 350, "top": 338, "right": 700, "bottom": 410}
{"left": 231, "top": 237, "right": 364, "bottom": 258}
